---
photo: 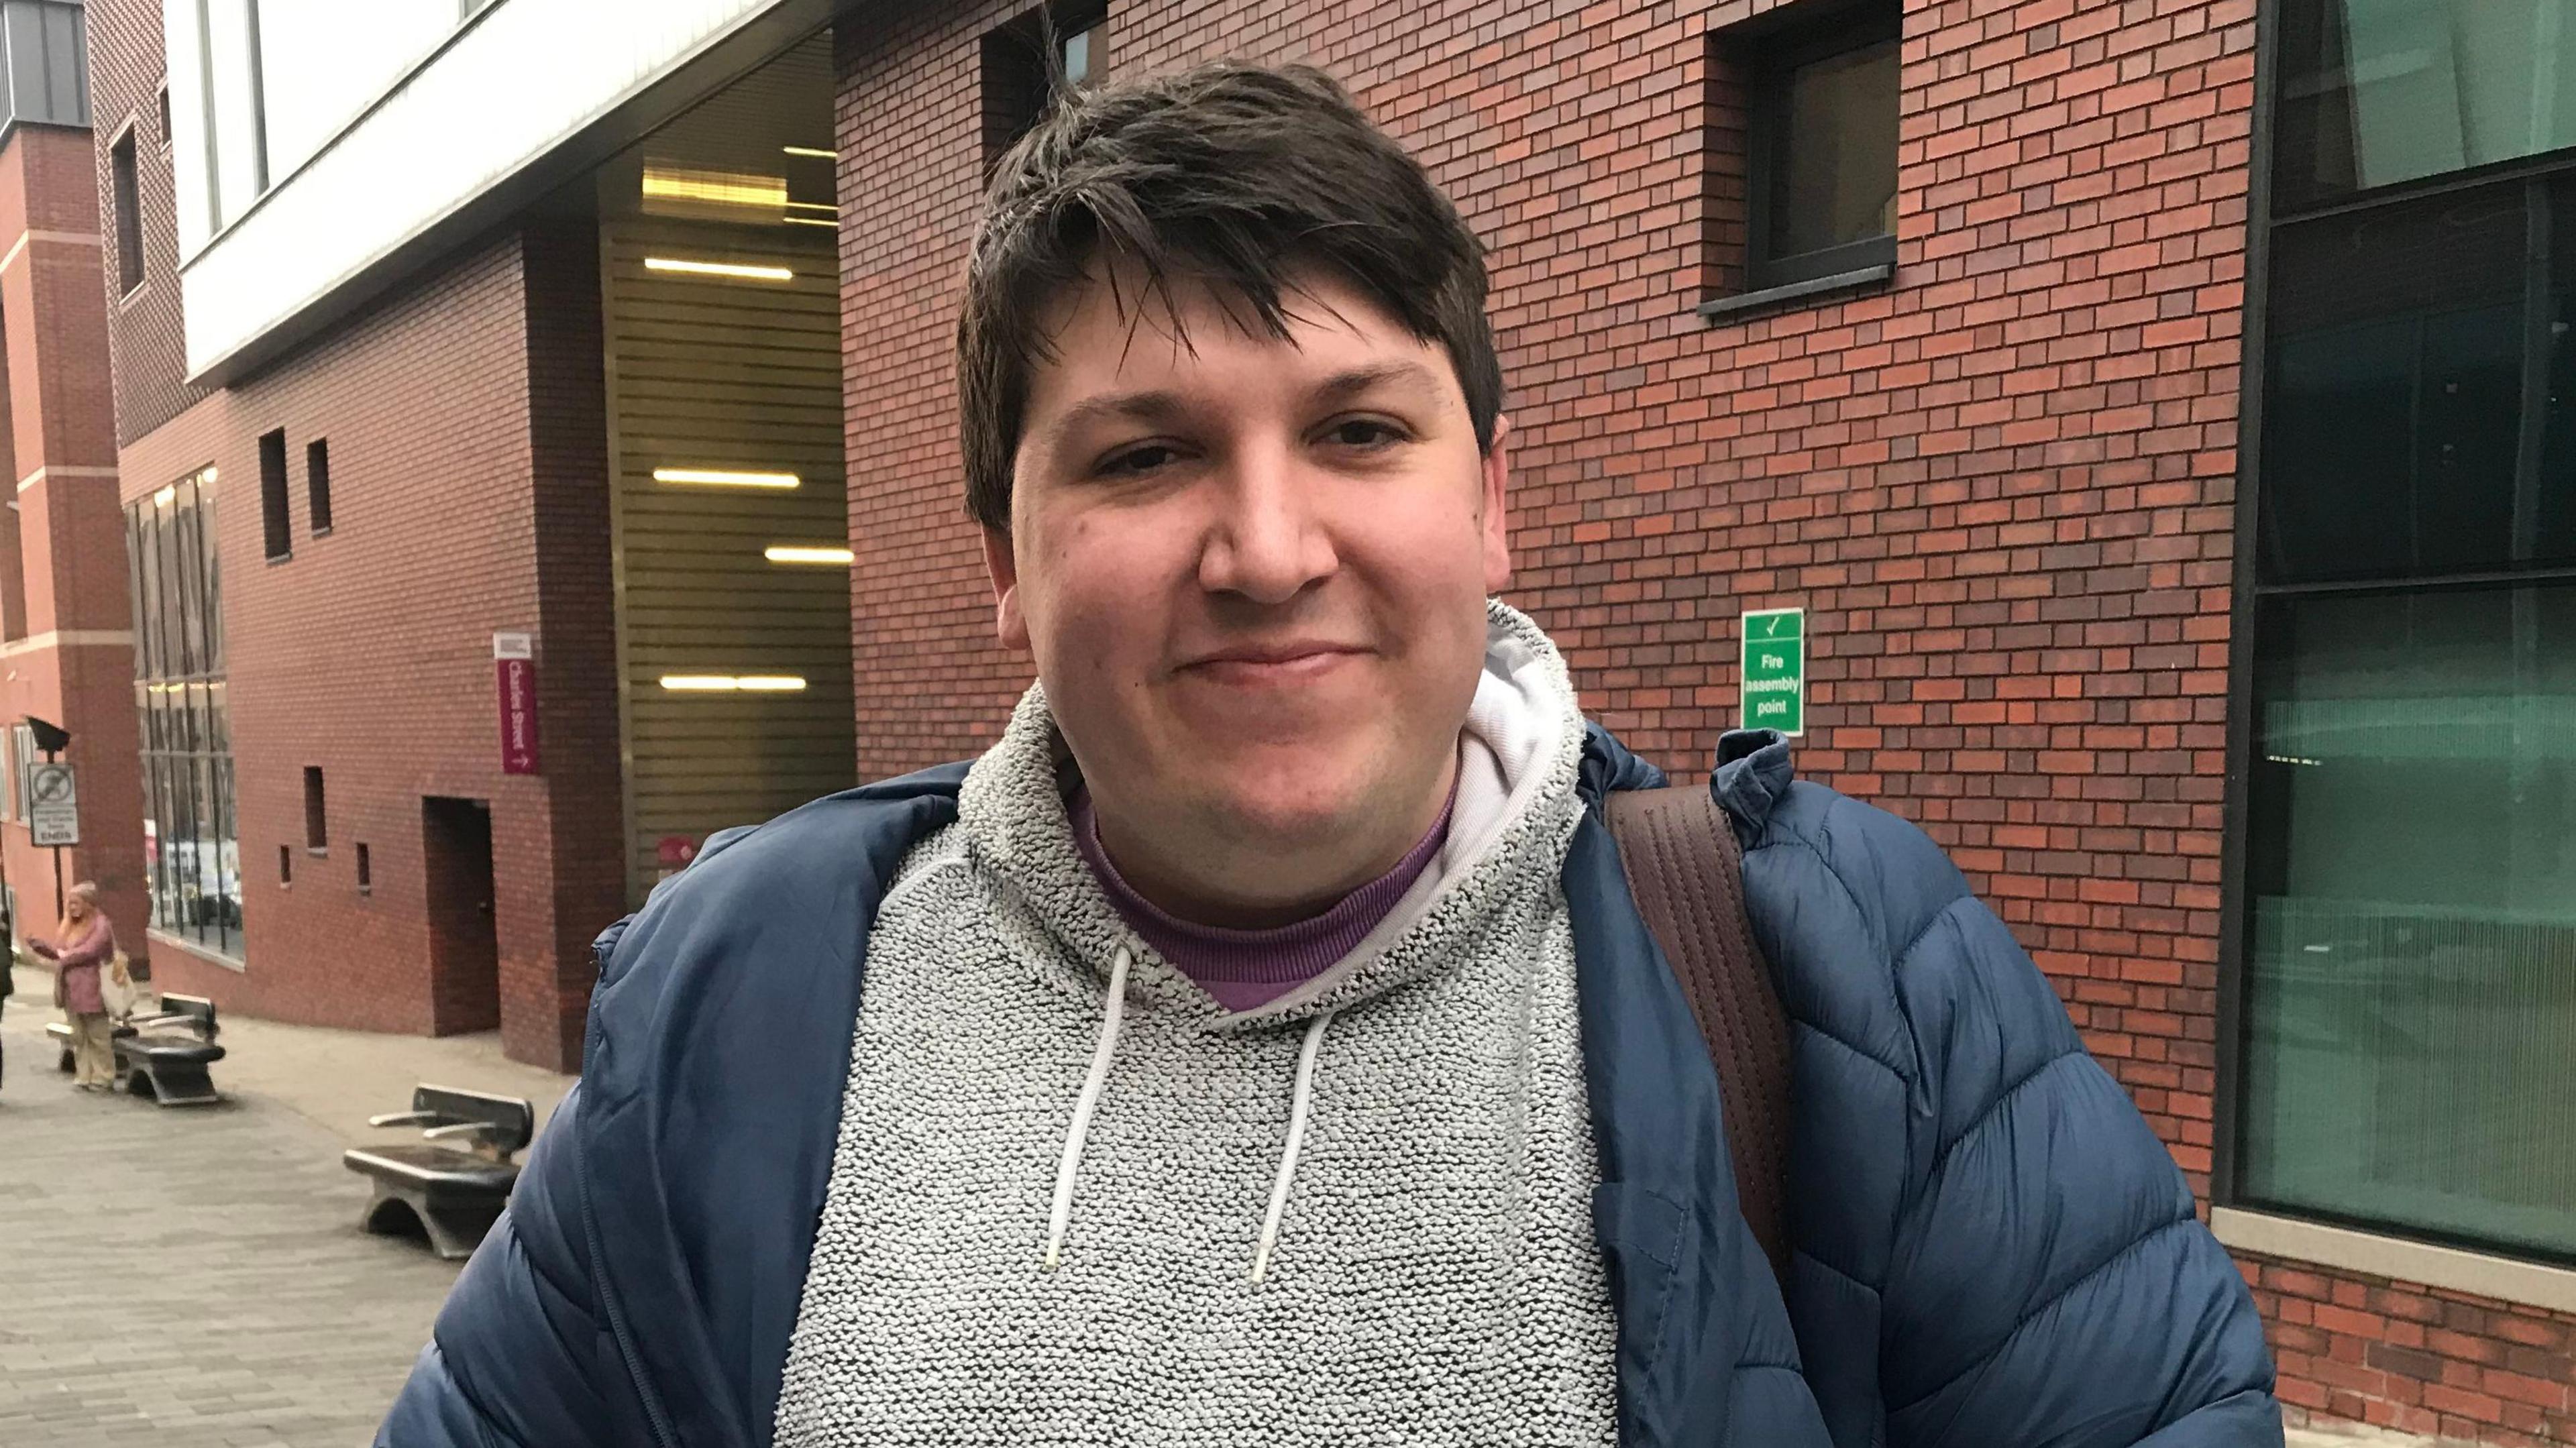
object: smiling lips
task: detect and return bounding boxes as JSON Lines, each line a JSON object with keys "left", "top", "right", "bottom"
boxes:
{"left": 1178, "top": 641, "right": 1369, "bottom": 687}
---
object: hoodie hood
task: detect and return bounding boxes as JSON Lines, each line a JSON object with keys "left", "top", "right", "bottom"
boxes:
{"left": 955, "top": 598, "right": 1589, "bottom": 1029}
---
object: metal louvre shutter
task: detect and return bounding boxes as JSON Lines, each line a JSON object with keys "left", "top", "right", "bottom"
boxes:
{"left": 602, "top": 217, "right": 853, "bottom": 902}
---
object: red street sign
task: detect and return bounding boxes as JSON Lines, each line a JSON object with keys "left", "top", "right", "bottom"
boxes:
{"left": 494, "top": 632, "right": 539, "bottom": 775}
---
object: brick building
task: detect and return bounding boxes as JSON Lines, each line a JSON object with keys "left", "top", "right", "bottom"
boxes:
{"left": 85, "top": 0, "right": 2576, "bottom": 1437}
{"left": 92, "top": 0, "right": 853, "bottom": 1069}
{"left": 0, "top": 0, "right": 149, "bottom": 980}
{"left": 833, "top": 0, "right": 2575, "bottom": 1438}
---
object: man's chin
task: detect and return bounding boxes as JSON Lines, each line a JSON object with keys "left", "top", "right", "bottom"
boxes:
{"left": 1200, "top": 787, "right": 1370, "bottom": 852}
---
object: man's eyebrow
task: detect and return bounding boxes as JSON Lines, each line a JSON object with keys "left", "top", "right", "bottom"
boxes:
{"left": 1038, "top": 360, "right": 1446, "bottom": 449}
{"left": 1041, "top": 389, "right": 1189, "bottom": 449}
{"left": 1311, "top": 360, "right": 1444, "bottom": 404}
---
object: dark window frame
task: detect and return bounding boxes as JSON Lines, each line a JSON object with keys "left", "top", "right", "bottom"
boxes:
{"left": 108, "top": 123, "right": 144, "bottom": 296}
{"left": 2218, "top": 0, "right": 2576, "bottom": 1270}
{"left": 306, "top": 437, "right": 332, "bottom": 535}
{"left": 257, "top": 428, "right": 290, "bottom": 561}
{"left": 1742, "top": 5, "right": 1902, "bottom": 292}
{"left": 979, "top": 2, "right": 1108, "bottom": 174}
{"left": 302, "top": 765, "right": 326, "bottom": 854}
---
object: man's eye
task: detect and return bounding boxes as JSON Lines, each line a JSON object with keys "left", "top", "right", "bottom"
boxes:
{"left": 1097, "top": 444, "right": 1178, "bottom": 476}
{"left": 1324, "top": 419, "right": 1405, "bottom": 447}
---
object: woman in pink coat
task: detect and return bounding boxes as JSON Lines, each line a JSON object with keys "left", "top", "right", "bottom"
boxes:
{"left": 34, "top": 882, "right": 119, "bottom": 1091}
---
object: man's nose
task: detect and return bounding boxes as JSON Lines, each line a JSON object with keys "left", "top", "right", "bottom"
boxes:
{"left": 1196, "top": 441, "right": 1338, "bottom": 605}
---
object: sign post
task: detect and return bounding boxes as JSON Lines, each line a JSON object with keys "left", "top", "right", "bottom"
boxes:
{"left": 1739, "top": 608, "right": 1806, "bottom": 736}
{"left": 494, "top": 632, "right": 539, "bottom": 775}
{"left": 28, "top": 758, "right": 74, "bottom": 918}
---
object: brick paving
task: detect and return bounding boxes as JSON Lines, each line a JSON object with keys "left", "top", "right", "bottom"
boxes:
{"left": 0, "top": 981, "right": 563, "bottom": 1447}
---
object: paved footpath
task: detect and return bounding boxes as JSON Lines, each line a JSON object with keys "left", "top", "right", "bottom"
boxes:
{"left": 0, "top": 968, "right": 573, "bottom": 1448}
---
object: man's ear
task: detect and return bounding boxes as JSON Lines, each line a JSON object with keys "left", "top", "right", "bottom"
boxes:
{"left": 1480, "top": 414, "right": 1513, "bottom": 594}
{"left": 982, "top": 526, "right": 1030, "bottom": 651}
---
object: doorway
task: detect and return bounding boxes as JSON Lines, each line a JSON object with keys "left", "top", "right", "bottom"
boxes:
{"left": 422, "top": 796, "right": 499, "bottom": 1034}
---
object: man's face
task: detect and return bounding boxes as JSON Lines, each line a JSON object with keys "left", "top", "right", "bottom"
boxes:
{"left": 987, "top": 263, "right": 1508, "bottom": 905}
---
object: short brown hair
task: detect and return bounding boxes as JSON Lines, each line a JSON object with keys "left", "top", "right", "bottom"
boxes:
{"left": 955, "top": 62, "right": 1503, "bottom": 532}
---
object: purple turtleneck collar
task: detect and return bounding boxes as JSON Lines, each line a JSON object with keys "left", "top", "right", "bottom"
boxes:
{"left": 1068, "top": 784, "right": 1454, "bottom": 1012}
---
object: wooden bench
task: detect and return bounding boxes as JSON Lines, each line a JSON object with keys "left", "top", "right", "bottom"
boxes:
{"left": 342, "top": 1084, "right": 534, "bottom": 1260}
{"left": 113, "top": 995, "right": 225, "bottom": 1105}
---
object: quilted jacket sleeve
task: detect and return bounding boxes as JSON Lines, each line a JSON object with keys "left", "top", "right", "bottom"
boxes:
{"left": 1747, "top": 775, "right": 2279, "bottom": 1448}
{"left": 374, "top": 1082, "right": 640, "bottom": 1448}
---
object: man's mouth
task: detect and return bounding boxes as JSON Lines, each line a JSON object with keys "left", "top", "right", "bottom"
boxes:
{"left": 1178, "top": 641, "right": 1368, "bottom": 686}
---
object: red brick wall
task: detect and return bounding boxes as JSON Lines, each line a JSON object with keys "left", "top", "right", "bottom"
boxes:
{"left": 0, "top": 121, "right": 148, "bottom": 968}
{"left": 519, "top": 207, "right": 624, "bottom": 1072}
{"left": 86, "top": 0, "right": 212, "bottom": 447}
{"left": 836, "top": 0, "right": 2571, "bottom": 1435}
{"left": 115, "top": 222, "right": 618, "bottom": 1070}
{"left": 2250, "top": 1254, "right": 2576, "bottom": 1445}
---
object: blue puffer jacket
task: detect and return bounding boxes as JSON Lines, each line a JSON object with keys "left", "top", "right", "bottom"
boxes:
{"left": 379, "top": 729, "right": 2279, "bottom": 1448}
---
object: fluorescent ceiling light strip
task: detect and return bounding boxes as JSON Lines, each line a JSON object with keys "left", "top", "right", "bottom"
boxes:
{"left": 782, "top": 146, "right": 837, "bottom": 159}
{"left": 653, "top": 467, "right": 800, "bottom": 489}
{"left": 765, "top": 545, "right": 854, "bottom": 565}
{"left": 642, "top": 168, "right": 786, "bottom": 208}
{"left": 659, "top": 673, "right": 810, "bottom": 693}
{"left": 643, "top": 256, "right": 794, "bottom": 282}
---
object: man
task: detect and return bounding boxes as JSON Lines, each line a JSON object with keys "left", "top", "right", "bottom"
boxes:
{"left": 383, "top": 63, "right": 2278, "bottom": 1448}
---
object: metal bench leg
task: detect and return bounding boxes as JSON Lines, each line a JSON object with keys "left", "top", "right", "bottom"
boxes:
{"left": 142, "top": 1060, "right": 219, "bottom": 1107}
{"left": 361, "top": 1186, "right": 425, "bottom": 1242}
{"left": 419, "top": 1199, "right": 505, "bottom": 1262}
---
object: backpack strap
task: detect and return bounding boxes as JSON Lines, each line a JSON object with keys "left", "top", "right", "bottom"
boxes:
{"left": 1604, "top": 783, "right": 1794, "bottom": 1284}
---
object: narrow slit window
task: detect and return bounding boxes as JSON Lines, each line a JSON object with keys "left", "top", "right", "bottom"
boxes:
{"left": 303, "top": 766, "right": 325, "bottom": 852}
{"left": 307, "top": 439, "right": 333, "bottom": 534}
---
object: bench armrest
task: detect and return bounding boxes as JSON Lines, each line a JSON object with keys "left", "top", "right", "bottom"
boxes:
{"left": 422, "top": 1121, "right": 495, "bottom": 1144}
{"left": 370, "top": 1110, "right": 441, "bottom": 1129}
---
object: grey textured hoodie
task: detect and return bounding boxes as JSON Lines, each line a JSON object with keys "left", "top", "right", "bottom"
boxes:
{"left": 772, "top": 603, "right": 1619, "bottom": 1446}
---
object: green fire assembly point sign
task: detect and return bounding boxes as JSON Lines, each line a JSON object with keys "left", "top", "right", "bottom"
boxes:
{"left": 1741, "top": 608, "right": 1805, "bottom": 736}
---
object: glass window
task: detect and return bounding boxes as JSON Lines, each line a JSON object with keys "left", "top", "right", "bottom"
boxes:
{"left": 110, "top": 129, "right": 144, "bottom": 294}
{"left": 258, "top": 428, "right": 290, "bottom": 560}
{"left": 2239, "top": 586, "right": 2576, "bottom": 1259}
{"left": 980, "top": 8, "right": 1108, "bottom": 172}
{"left": 1743, "top": 7, "right": 1900, "bottom": 290}
{"left": 126, "top": 466, "right": 240, "bottom": 960}
{"left": 11, "top": 723, "right": 32, "bottom": 826}
{"left": 2276, "top": 0, "right": 2576, "bottom": 211}
{"left": 2259, "top": 184, "right": 2536, "bottom": 585}
{"left": 1767, "top": 40, "right": 1898, "bottom": 261}
{"left": 1061, "top": 23, "right": 1095, "bottom": 87}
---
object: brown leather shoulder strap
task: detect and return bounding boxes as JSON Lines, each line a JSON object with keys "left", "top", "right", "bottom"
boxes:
{"left": 1605, "top": 783, "right": 1794, "bottom": 1284}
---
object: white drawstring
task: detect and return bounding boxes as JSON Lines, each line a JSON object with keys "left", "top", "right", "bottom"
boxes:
{"left": 1040, "top": 942, "right": 1333, "bottom": 1284}
{"left": 1250, "top": 1011, "right": 1334, "bottom": 1284}
{"left": 1044, "top": 943, "right": 1131, "bottom": 1271}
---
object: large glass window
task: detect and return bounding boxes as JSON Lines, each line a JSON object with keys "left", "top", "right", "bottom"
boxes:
{"left": 2239, "top": 588, "right": 2576, "bottom": 1259}
{"left": 2240, "top": 163, "right": 2576, "bottom": 1262}
{"left": 2277, "top": 0, "right": 2576, "bottom": 211}
{"left": 127, "top": 467, "right": 240, "bottom": 960}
